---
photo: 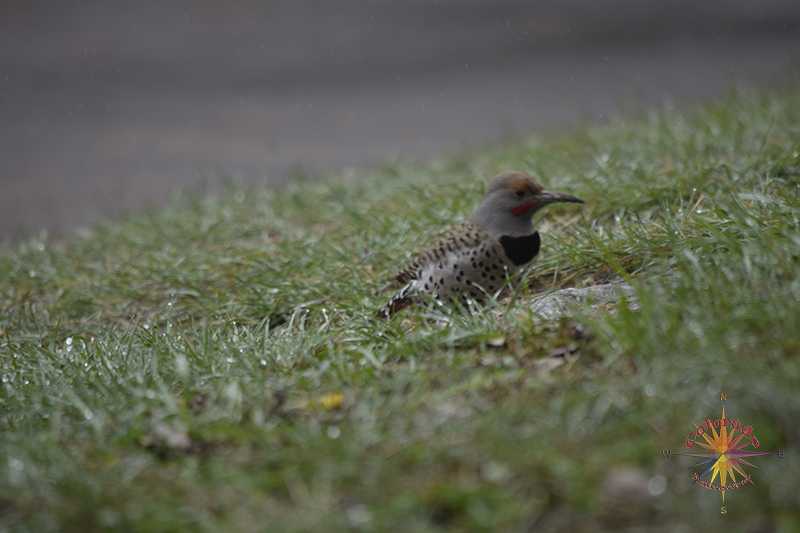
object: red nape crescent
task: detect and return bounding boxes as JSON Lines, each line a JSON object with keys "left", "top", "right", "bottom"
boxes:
{"left": 509, "top": 200, "right": 536, "bottom": 216}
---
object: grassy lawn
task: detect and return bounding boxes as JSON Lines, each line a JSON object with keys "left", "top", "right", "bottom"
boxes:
{"left": 2, "top": 85, "right": 800, "bottom": 532}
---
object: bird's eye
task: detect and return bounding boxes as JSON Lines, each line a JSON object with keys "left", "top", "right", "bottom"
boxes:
{"left": 514, "top": 189, "right": 525, "bottom": 198}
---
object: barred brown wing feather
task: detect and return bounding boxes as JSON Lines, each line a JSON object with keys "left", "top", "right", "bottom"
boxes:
{"left": 393, "top": 221, "right": 488, "bottom": 283}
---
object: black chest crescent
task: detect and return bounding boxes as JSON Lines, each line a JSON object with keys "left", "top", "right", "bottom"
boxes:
{"left": 499, "top": 232, "right": 541, "bottom": 266}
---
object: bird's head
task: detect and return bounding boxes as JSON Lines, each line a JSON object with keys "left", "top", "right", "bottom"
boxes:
{"left": 470, "top": 171, "right": 583, "bottom": 236}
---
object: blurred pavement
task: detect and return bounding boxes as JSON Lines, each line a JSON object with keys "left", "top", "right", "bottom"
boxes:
{"left": 2, "top": 0, "right": 799, "bottom": 239}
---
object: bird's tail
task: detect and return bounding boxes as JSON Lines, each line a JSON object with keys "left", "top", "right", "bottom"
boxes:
{"left": 375, "top": 284, "right": 414, "bottom": 319}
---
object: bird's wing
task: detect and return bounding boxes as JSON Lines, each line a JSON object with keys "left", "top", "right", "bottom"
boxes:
{"left": 393, "top": 221, "right": 490, "bottom": 283}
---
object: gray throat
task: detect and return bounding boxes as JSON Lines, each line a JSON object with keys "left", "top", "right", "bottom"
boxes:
{"left": 469, "top": 205, "right": 535, "bottom": 237}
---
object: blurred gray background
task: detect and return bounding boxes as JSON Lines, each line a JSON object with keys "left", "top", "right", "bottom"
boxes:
{"left": 2, "top": 0, "right": 799, "bottom": 240}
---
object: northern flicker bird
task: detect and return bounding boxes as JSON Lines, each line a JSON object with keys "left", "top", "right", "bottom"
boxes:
{"left": 376, "top": 171, "right": 583, "bottom": 318}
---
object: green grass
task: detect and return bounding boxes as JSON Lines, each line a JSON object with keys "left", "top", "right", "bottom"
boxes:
{"left": 2, "top": 85, "right": 800, "bottom": 532}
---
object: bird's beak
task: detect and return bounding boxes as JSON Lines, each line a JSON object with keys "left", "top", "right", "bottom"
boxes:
{"left": 537, "top": 191, "right": 584, "bottom": 205}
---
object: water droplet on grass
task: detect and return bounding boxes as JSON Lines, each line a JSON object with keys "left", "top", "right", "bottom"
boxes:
{"left": 706, "top": 378, "right": 721, "bottom": 395}
{"left": 347, "top": 504, "right": 371, "bottom": 526}
{"left": 482, "top": 460, "right": 511, "bottom": 484}
{"left": 648, "top": 475, "right": 667, "bottom": 496}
